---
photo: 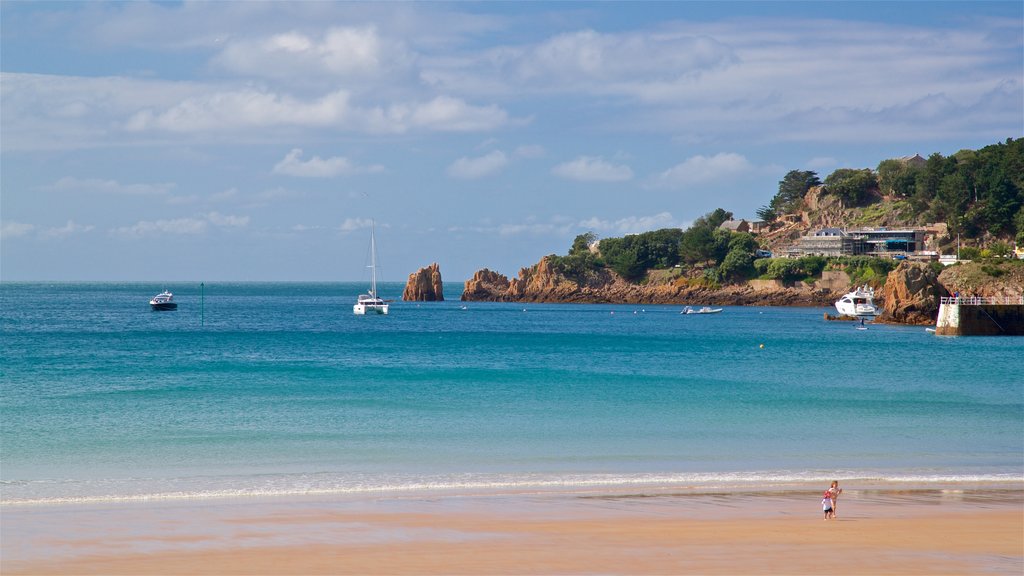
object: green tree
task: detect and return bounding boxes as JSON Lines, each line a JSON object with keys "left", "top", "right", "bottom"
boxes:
{"left": 824, "top": 168, "right": 877, "bottom": 206}
{"left": 768, "top": 170, "right": 820, "bottom": 217}
{"left": 569, "top": 232, "right": 597, "bottom": 256}
{"left": 877, "top": 158, "right": 921, "bottom": 199}
{"left": 679, "top": 209, "right": 733, "bottom": 265}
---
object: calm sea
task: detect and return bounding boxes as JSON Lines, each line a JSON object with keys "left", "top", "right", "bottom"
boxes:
{"left": 2, "top": 282, "right": 1022, "bottom": 504}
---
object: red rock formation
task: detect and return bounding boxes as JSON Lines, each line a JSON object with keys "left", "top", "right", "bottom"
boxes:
{"left": 461, "top": 268, "right": 511, "bottom": 301}
{"left": 402, "top": 262, "right": 444, "bottom": 301}
{"left": 459, "top": 256, "right": 839, "bottom": 306}
{"left": 875, "top": 261, "right": 947, "bottom": 325}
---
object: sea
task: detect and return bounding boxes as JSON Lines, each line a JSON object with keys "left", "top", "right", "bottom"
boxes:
{"left": 2, "top": 281, "right": 1022, "bottom": 505}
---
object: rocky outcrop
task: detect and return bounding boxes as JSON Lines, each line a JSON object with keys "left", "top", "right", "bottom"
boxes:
{"left": 938, "top": 261, "right": 1024, "bottom": 300}
{"left": 461, "top": 256, "right": 838, "bottom": 306}
{"left": 875, "top": 261, "right": 947, "bottom": 325}
{"left": 402, "top": 262, "right": 444, "bottom": 301}
{"left": 461, "top": 268, "right": 512, "bottom": 301}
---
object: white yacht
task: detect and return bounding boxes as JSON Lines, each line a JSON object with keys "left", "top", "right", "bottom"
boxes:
{"left": 149, "top": 290, "right": 178, "bottom": 311}
{"left": 835, "top": 285, "right": 879, "bottom": 317}
{"left": 353, "top": 221, "right": 389, "bottom": 315}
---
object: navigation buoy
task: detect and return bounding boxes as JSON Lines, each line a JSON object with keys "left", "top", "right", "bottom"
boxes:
{"left": 759, "top": 344, "right": 765, "bottom": 349}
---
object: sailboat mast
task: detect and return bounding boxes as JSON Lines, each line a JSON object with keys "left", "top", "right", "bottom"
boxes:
{"left": 369, "top": 220, "right": 377, "bottom": 298}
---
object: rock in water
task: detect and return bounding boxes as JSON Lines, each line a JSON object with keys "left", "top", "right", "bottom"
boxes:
{"left": 876, "top": 261, "right": 947, "bottom": 325}
{"left": 402, "top": 263, "right": 444, "bottom": 301}
{"left": 461, "top": 268, "right": 511, "bottom": 301}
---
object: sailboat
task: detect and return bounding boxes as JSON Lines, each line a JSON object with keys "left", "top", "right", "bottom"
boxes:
{"left": 353, "top": 221, "right": 389, "bottom": 315}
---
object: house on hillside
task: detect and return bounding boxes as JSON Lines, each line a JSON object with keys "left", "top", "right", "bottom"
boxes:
{"left": 899, "top": 154, "right": 927, "bottom": 168}
{"left": 719, "top": 219, "right": 750, "bottom": 233}
{"left": 788, "top": 227, "right": 928, "bottom": 258}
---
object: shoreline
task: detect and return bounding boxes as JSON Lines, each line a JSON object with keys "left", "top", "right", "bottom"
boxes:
{"left": 4, "top": 483, "right": 1022, "bottom": 575}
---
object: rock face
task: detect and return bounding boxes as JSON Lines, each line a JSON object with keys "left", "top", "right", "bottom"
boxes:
{"left": 461, "top": 268, "right": 511, "bottom": 301}
{"left": 460, "top": 256, "right": 838, "bottom": 306}
{"left": 875, "top": 261, "right": 947, "bottom": 325}
{"left": 402, "top": 263, "right": 444, "bottom": 301}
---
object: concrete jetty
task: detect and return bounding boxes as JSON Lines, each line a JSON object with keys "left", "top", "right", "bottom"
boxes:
{"left": 934, "top": 296, "right": 1024, "bottom": 336}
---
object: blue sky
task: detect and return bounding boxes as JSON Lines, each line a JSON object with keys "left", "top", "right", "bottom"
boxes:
{"left": 2, "top": 1, "right": 1021, "bottom": 282}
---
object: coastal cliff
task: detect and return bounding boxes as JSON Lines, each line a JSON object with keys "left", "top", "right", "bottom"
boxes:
{"left": 460, "top": 256, "right": 837, "bottom": 306}
{"left": 402, "top": 263, "right": 444, "bottom": 301}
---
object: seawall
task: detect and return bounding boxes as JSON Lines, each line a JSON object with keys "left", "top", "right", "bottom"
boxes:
{"left": 934, "top": 297, "right": 1024, "bottom": 336}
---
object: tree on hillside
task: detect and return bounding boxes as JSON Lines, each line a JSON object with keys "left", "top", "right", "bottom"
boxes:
{"left": 760, "top": 170, "right": 820, "bottom": 221}
{"left": 877, "top": 158, "right": 921, "bottom": 199}
{"left": 912, "top": 152, "right": 952, "bottom": 215}
{"left": 569, "top": 232, "right": 598, "bottom": 256}
{"left": 679, "top": 209, "right": 733, "bottom": 265}
{"left": 598, "top": 228, "right": 684, "bottom": 281}
{"left": 824, "top": 168, "right": 877, "bottom": 207}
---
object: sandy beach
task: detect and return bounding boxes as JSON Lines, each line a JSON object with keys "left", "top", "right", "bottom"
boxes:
{"left": 3, "top": 485, "right": 1021, "bottom": 575}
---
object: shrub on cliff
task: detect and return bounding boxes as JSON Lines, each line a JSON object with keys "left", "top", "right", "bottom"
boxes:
{"left": 826, "top": 256, "right": 896, "bottom": 286}
{"left": 754, "top": 256, "right": 830, "bottom": 283}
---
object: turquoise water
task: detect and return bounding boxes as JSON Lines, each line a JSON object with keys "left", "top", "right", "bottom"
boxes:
{"left": 2, "top": 282, "right": 1022, "bottom": 503}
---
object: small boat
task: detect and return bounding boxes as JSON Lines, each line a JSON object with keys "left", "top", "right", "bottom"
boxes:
{"left": 835, "top": 285, "right": 879, "bottom": 317}
{"left": 149, "top": 290, "right": 177, "bottom": 311}
{"left": 682, "top": 306, "right": 723, "bottom": 314}
{"left": 353, "top": 221, "right": 388, "bottom": 316}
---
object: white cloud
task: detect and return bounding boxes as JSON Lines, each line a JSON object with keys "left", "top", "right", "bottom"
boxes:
{"left": 46, "top": 177, "right": 174, "bottom": 196}
{"left": 654, "top": 153, "right": 753, "bottom": 187}
{"left": 407, "top": 96, "right": 509, "bottom": 132}
{"left": 272, "top": 148, "right": 384, "bottom": 178}
{"left": 212, "top": 26, "right": 412, "bottom": 80}
{"left": 450, "top": 219, "right": 576, "bottom": 238}
{"left": 39, "top": 220, "right": 96, "bottom": 239}
{"left": 112, "top": 217, "right": 209, "bottom": 237}
{"left": 447, "top": 150, "right": 508, "bottom": 179}
{"left": 339, "top": 217, "right": 374, "bottom": 232}
{"left": 1, "top": 221, "right": 36, "bottom": 239}
{"left": 204, "top": 212, "right": 250, "bottom": 227}
{"left": 126, "top": 89, "right": 353, "bottom": 133}
{"left": 111, "top": 212, "right": 248, "bottom": 238}
{"left": 552, "top": 156, "right": 633, "bottom": 182}
{"left": 577, "top": 212, "right": 678, "bottom": 235}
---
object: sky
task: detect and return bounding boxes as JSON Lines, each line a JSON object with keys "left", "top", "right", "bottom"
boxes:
{"left": 2, "top": 1, "right": 1022, "bottom": 283}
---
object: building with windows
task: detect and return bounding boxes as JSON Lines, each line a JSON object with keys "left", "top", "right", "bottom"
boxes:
{"left": 789, "top": 227, "right": 927, "bottom": 258}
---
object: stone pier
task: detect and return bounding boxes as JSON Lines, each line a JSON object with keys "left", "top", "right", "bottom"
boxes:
{"left": 934, "top": 296, "right": 1024, "bottom": 336}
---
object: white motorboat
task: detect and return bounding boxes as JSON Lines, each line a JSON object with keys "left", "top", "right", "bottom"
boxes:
{"left": 682, "top": 306, "right": 723, "bottom": 314}
{"left": 835, "top": 285, "right": 879, "bottom": 316}
{"left": 353, "top": 221, "right": 389, "bottom": 315}
{"left": 149, "top": 290, "right": 178, "bottom": 311}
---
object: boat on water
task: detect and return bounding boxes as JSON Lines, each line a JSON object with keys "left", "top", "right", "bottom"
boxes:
{"left": 353, "top": 221, "right": 389, "bottom": 316}
{"left": 149, "top": 290, "right": 177, "bottom": 311}
{"left": 835, "top": 285, "right": 879, "bottom": 316}
{"left": 682, "top": 306, "right": 723, "bottom": 314}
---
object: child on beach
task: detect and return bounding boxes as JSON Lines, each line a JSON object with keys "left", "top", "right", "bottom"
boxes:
{"left": 827, "top": 481, "right": 842, "bottom": 518}
{"left": 822, "top": 490, "right": 834, "bottom": 520}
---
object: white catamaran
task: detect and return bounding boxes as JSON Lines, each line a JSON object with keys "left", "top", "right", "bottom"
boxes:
{"left": 353, "top": 221, "right": 389, "bottom": 315}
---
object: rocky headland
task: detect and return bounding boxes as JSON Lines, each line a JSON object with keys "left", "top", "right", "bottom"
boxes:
{"left": 403, "top": 258, "right": 1022, "bottom": 326}
{"left": 459, "top": 256, "right": 837, "bottom": 306}
{"left": 402, "top": 262, "right": 444, "bottom": 301}
{"left": 453, "top": 258, "right": 1024, "bottom": 326}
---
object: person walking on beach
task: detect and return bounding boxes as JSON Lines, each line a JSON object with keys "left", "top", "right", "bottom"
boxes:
{"left": 822, "top": 490, "right": 834, "bottom": 520}
{"left": 827, "top": 481, "right": 842, "bottom": 518}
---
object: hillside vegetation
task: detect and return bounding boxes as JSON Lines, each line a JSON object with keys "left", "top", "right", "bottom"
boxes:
{"left": 546, "top": 138, "right": 1024, "bottom": 289}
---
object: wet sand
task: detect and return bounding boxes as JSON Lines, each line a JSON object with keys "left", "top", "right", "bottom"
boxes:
{"left": 3, "top": 486, "right": 1022, "bottom": 575}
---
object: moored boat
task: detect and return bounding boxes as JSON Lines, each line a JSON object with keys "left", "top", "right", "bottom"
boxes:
{"left": 835, "top": 285, "right": 879, "bottom": 316}
{"left": 149, "top": 291, "right": 177, "bottom": 311}
{"left": 682, "top": 306, "right": 723, "bottom": 314}
{"left": 353, "top": 221, "right": 389, "bottom": 315}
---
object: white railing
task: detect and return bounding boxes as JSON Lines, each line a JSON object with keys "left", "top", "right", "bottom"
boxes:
{"left": 940, "top": 296, "right": 1024, "bottom": 306}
